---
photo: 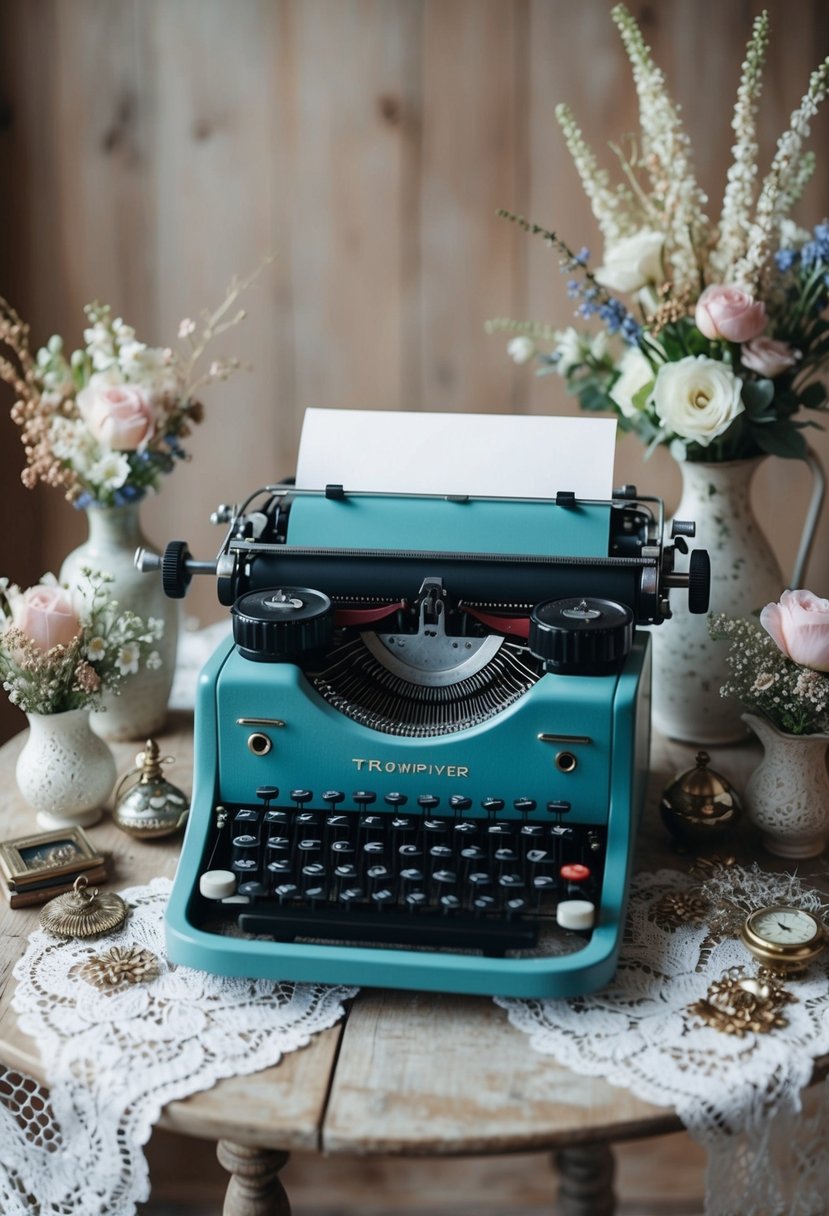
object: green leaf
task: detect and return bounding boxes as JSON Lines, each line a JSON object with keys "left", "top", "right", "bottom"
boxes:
{"left": 799, "top": 382, "right": 828, "bottom": 409}
{"left": 741, "top": 378, "right": 775, "bottom": 416}
{"left": 631, "top": 379, "right": 655, "bottom": 411}
{"left": 750, "top": 421, "right": 808, "bottom": 459}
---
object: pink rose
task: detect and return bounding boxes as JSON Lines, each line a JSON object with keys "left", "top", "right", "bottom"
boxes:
{"left": 13, "top": 585, "right": 80, "bottom": 651}
{"left": 695, "top": 285, "right": 767, "bottom": 343}
{"left": 760, "top": 589, "right": 829, "bottom": 672}
{"left": 76, "top": 380, "right": 155, "bottom": 451}
{"left": 740, "top": 337, "right": 801, "bottom": 379}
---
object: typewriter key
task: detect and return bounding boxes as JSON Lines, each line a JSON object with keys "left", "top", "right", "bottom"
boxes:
{"left": 372, "top": 888, "right": 395, "bottom": 910}
{"left": 440, "top": 894, "right": 462, "bottom": 913}
{"left": 384, "top": 792, "right": 408, "bottom": 810}
{"left": 199, "top": 870, "right": 237, "bottom": 900}
{"left": 290, "top": 790, "right": 313, "bottom": 810}
{"left": 482, "top": 797, "right": 505, "bottom": 822}
{"left": 449, "top": 794, "right": 472, "bottom": 818}
{"left": 556, "top": 899, "right": 596, "bottom": 932}
{"left": 238, "top": 881, "right": 266, "bottom": 899}
{"left": 353, "top": 791, "right": 377, "bottom": 811}
{"left": 322, "top": 790, "right": 345, "bottom": 811}
{"left": 339, "top": 886, "right": 365, "bottom": 907}
{"left": 513, "top": 798, "right": 537, "bottom": 824}
{"left": 405, "top": 891, "right": 428, "bottom": 912}
{"left": 256, "top": 786, "right": 279, "bottom": 808}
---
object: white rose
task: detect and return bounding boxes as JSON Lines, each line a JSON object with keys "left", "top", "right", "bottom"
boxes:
{"left": 507, "top": 336, "right": 536, "bottom": 365}
{"left": 594, "top": 230, "right": 665, "bottom": 294}
{"left": 552, "top": 327, "right": 584, "bottom": 375}
{"left": 650, "top": 356, "right": 744, "bottom": 447}
{"left": 609, "top": 347, "right": 654, "bottom": 418}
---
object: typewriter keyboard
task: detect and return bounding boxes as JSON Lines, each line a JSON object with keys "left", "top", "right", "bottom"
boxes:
{"left": 196, "top": 788, "right": 607, "bottom": 956}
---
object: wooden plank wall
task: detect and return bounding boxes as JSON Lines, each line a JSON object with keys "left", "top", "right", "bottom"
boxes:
{"left": 0, "top": 0, "right": 828, "bottom": 739}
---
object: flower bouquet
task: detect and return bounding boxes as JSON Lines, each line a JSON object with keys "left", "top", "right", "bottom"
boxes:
{"left": 489, "top": 6, "right": 829, "bottom": 743}
{"left": 710, "top": 591, "right": 829, "bottom": 856}
{"left": 0, "top": 265, "right": 265, "bottom": 509}
{"left": 1, "top": 573, "right": 162, "bottom": 827}
{"left": 490, "top": 6, "right": 829, "bottom": 464}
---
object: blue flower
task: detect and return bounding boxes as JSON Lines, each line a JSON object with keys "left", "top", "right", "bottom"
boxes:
{"left": 566, "top": 279, "right": 581, "bottom": 299}
{"left": 574, "top": 246, "right": 590, "bottom": 266}
{"left": 73, "top": 492, "right": 94, "bottom": 510}
{"left": 774, "top": 248, "right": 799, "bottom": 272}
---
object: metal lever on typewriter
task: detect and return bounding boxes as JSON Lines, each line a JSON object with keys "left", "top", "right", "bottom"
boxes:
{"left": 660, "top": 520, "right": 711, "bottom": 616}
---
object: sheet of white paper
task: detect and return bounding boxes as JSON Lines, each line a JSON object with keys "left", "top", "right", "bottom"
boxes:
{"left": 295, "top": 409, "right": 617, "bottom": 499}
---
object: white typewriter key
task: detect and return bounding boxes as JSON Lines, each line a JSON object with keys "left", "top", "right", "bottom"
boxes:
{"left": 199, "top": 869, "right": 237, "bottom": 900}
{"left": 556, "top": 899, "right": 596, "bottom": 931}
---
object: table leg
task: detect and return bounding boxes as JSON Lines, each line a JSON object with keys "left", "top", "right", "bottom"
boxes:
{"left": 553, "top": 1143, "right": 615, "bottom": 1216}
{"left": 216, "top": 1140, "right": 292, "bottom": 1216}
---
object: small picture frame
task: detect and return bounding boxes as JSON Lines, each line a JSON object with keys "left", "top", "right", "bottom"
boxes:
{"left": 0, "top": 827, "right": 104, "bottom": 890}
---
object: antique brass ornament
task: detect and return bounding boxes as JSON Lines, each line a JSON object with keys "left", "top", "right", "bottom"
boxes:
{"left": 660, "top": 751, "right": 741, "bottom": 847}
{"left": 740, "top": 905, "right": 827, "bottom": 974}
{"left": 71, "top": 944, "right": 159, "bottom": 991}
{"left": 40, "top": 875, "right": 128, "bottom": 939}
{"left": 653, "top": 890, "right": 709, "bottom": 929}
{"left": 113, "top": 739, "right": 189, "bottom": 839}
{"left": 688, "top": 966, "right": 796, "bottom": 1037}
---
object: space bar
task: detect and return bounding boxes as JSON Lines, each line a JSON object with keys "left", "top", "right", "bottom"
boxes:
{"left": 238, "top": 905, "right": 538, "bottom": 952}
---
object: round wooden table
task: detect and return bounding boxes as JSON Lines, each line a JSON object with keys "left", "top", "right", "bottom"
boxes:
{"left": 0, "top": 713, "right": 797, "bottom": 1215}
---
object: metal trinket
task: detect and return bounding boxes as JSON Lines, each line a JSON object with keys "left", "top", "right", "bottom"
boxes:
{"left": 688, "top": 967, "right": 796, "bottom": 1037}
{"left": 71, "top": 944, "right": 159, "bottom": 991}
{"left": 661, "top": 751, "right": 741, "bottom": 847}
{"left": 113, "top": 739, "right": 189, "bottom": 839}
{"left": 653, "top": 890, "right": 709, "bottom": 929}
{"left": 40, "top": 875, "right": 128, "bottom": 939}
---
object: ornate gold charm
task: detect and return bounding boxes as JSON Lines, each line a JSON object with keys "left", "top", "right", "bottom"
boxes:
{"left": 653, "top": 891, "right": 709, "bottom": 929}
{"left": 688, "top": 967, "right": 796, "bottom": 1037}
{"left": 71, "top": 945, "right": 159, "bottom": 991}
{"left": 40, "top": 875, "right": 128, "bottom": 939}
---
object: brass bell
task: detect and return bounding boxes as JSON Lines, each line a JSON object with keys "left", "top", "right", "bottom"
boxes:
{"left": 113, "top": 739, "right": 189, "bottom": 840}
{"left": 660, "top": 750, "right": 741, "bottom": 847}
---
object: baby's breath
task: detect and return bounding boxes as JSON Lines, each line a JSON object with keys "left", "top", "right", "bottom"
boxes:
{"left": 709, "top": 613, "right": 829, "bottom": 735}
{"left": 0, "top": 570, "right": 161, "bottom": 716}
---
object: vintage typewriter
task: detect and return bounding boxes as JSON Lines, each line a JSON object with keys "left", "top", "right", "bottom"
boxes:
{"left": 138, "top": 423, "right": 709, "bottom": 998}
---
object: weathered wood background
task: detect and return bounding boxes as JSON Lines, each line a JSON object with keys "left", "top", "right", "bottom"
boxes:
{"left": 1, "top": 0, "right": 829, "bottom": 743}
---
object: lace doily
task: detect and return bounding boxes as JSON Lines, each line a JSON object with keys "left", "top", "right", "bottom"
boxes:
{"left": 0, "top": 877, "right": 356, "bottom": 1216}
{"left": 497, "top": 865, "right": 829, "bottom": 1216}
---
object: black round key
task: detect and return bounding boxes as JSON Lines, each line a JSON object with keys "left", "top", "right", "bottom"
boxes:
{"left": 449, "top": 794, "right": 472, "bottom": 815}
{"left": 399, "top": 843, "right": 422, "bottom": 860}
{"left": 372, "top": 888, "right": 395, "bottom": 909}
{"left": 326, "top": 813, "right": 350, "bottom": 835}
{"left": 472, "top": 894, "right": 496, "bottom": 914}
{"left": 430, "top": 844, "right": 453, "bottom": 862}
{"left": 498, "top": 873, "right": 524, "bottom": 890}
{"left": 417, "top": 794, "right": 440, "bottom": 814}
{"left": 339, "top": 886, "right": 364, "bottom": 907}
{"left": 323, "top": 790, "right": 345, "bottom": 810}
{"left": 264, "top": 809, "right": 289, "bottom": 833}
{"left": 514, "top": 797, "right": 537, "bottom": 822}
{"left": 505, "top": 896, "right": 527, "bottom": 917}
{"left": 423, "top": 817, "right": 447, "bottom": 836}
{"left": 331, "top": 839, "right": 355, "bottom": 856}
{"left": 290, "top": 789, "right": 313, "bottom": 808}
{"left": 461, "top": 845, "right": 486, "bottom": 862}
{"left": 546, "top": 800, "right": 572, "bottom": 819}
{"left": 487, "top": 822, "right": 513, "bottom": 838}
{"left": 440, "top": 893, "right": 462, "bottom": 913}
{"left": 353, "top": 790, "right": 377, "bottom": 810}
{"left": 482, "top": 797, "right": 505, "bottom": 823}
{"left": 265, "top": 836, "right": 290, "bottom": 857}
{"left": 520, "top": 823, "right": 544, "bottom": 840}
{"left": 335, "top": 863, "right": 358, "bottom": 881}
{"left": 400, "top": 867, "right": 424, "bottom": 889}
{"left": 363, "top": 840, "right": 385, "bottom": 858}
{"left": 275, "top": 883, "right": 300, "bottom": 904}
{"left": 495, "top": 847, "right": 519, "bottom": 865}
{"left": 384, "top": 791, "right": 408, "bottom": 809}
{"left": 256, "top": 786, "right": 279, "bottom": 806}
{"left": 267, "top": 858, "right": 292, "bottom": 878}
{"left": 306, "top": 885, "right": 327, "bottom": 907}
{"left": 302, "top": 861, "right": 326, "bottom": 880}
{"left": 297, "top": 811, "right": 319, "bottom": 828}
{"left": 454, "top": 819, "right": 478, "bottom": 838}
{"left": 468, "top": 870, "right": 492, "bottom": 889}
{"left": 360, "top": 814, "right": 385, "bottom": 838}
{"left": 298, "top": 838, "right": 322, "bottom": 856}
{"left": 432, "top": 869, "right": 457, "bottom": 886}
{"left": 367, "top": 863, "right": 390, "bottom": 883}
{"left": 405, "top": 890, "right": 427, "bottom": 912}
{"left": 238, "top": 880, "right": 266, "bottom": 898}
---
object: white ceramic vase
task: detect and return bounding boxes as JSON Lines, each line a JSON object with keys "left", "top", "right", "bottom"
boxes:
{"left": 60, "top": 503, "right": 179, "bottom": 741}
{"left": 651, "top": 455, "right": 823, "bottom": 744}
{"left": 16, "top": 708, "right": 117, "bottom": 830}
{"left": 742, "top": 712, "right": 829, "bottom": 859}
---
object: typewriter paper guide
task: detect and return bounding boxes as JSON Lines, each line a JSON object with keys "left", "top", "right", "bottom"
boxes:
{"left": 296, "top": 409, "right": 617, "bottom": 499}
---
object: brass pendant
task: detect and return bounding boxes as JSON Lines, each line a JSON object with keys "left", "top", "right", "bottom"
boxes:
{"left": 688, "top": 967, "right": 795, "bottom": 1036}
{"left": 40, "top": 875, "right": 128, "bottom": 939}
{"left": 113, "top": 739, "right": 189, "bottom": 840}
{"left": 661, "top": 751, "right": 741, "bottom": 847}
{"left": 71, "top": 945, "right": 159, "bottom": 991}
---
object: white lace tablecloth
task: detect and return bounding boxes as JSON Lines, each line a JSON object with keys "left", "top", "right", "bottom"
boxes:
{"left": 498, "top": 864, "right": 829, "bottom": 1215}
{"left": 0, "top": 877, "right": 356, "bottom": 1216}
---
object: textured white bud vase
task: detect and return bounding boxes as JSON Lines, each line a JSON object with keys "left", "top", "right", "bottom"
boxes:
{"left": 16, "top": 709, "right": 117, "bottom": 830}
{"left": 742, "top": 712, "right": 829, "bottom": 859}
{"left": 60, "top": 503, "right": 179, "bottom": 741}
{"left": 651, "top": 453, "right": 824, "bottom": 744}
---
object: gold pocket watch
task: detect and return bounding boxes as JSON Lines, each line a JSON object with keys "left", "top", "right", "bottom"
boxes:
{"left": 740, "top": 905, "right": 827, "bottom": 974}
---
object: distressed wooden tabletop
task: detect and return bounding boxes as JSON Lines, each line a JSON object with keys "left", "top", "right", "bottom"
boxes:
{"left": 0, "top": 712, "right": 805, "bottom": 1158}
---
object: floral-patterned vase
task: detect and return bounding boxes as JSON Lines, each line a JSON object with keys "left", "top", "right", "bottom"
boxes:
{"left": 16, "top": 708, "right": 117, "bottom": 830}
{"left": 742, "top": 712, "right": 829, "bottom": 858}
{"left": 60, "top": 503, "right": 178, "bottom": 741}
{"left": 651, "top": 457, "right": 811, "bottom": 744}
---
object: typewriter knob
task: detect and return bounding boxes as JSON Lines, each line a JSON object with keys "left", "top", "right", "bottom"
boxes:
{"left": 528, "top": 597, "right": 633, "bottom": 674}
{"left": 231, "top": 587, "right": 333, "bottom": 661}
{"left": 687, "top": 549, "right": 712, "bottom": 615}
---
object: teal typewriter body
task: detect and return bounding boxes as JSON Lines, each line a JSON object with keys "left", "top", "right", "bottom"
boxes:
{"left": 147, "top": 483, "right": 708, "bottom": 998}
